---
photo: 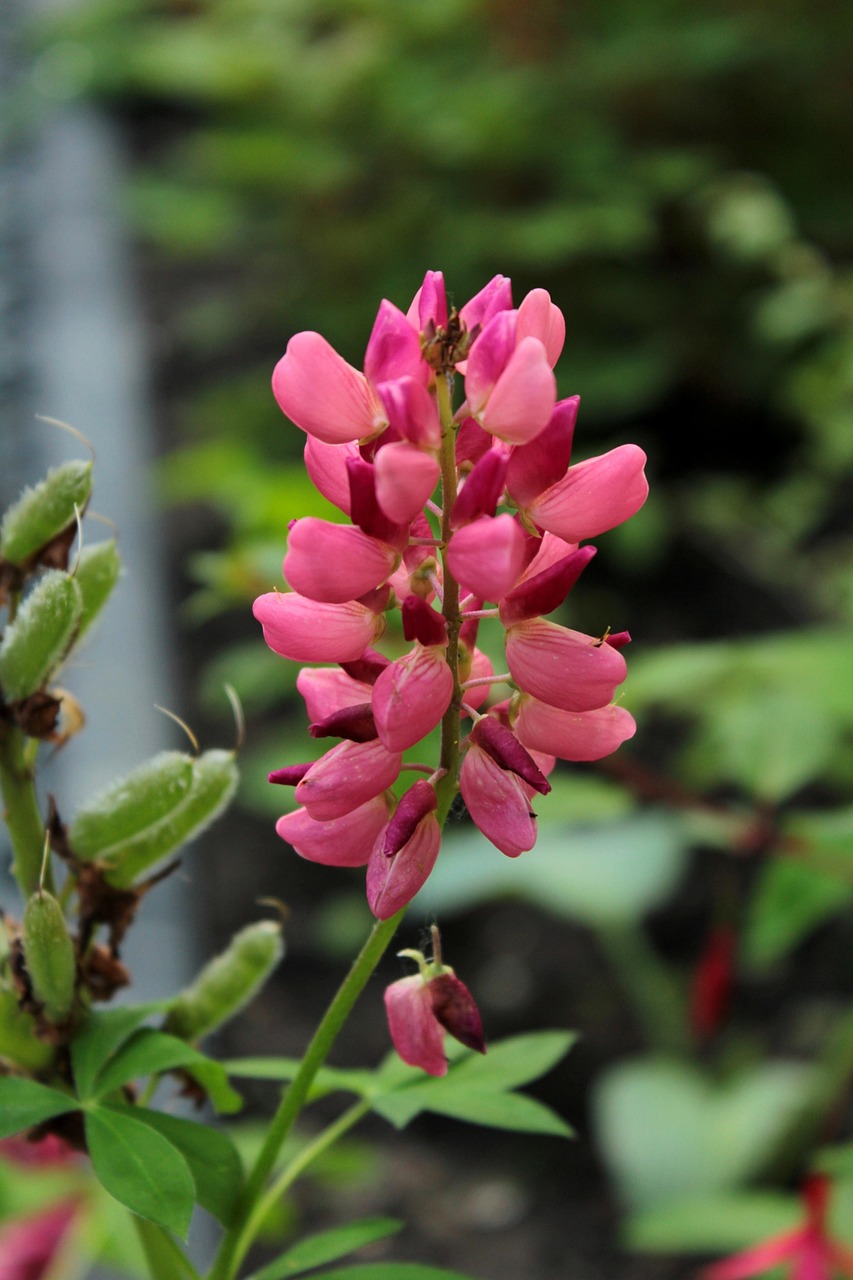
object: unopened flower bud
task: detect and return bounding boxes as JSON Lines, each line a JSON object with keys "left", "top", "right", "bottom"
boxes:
{"left": 0, "top": 571, "right": 82, "bottom": 702}
{"left": 164, "top": 920, "right": 284, "bottom": 1041}
{"left": 0, "top": 460, "right": 92, "bottom": 568}
{"left": 74, "top": 540, "right": 121, "bottom": 640}
{"left": 384, "top": 940, "right": 485, "bottom": 1075}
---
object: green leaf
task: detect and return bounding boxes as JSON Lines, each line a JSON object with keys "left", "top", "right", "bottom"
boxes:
{"left": 85, "top": 1104, "right": 196, "bottom": 1238}
{"left": 246, "top": 1218, "right": 402, "bottom": 1280}
{"left": 593, "top": 1058, "right": 813, "bottom": 1210}
{"left": 134, "top": 1217, "right": 201, "bottom": 1280}
{"left": 112, "top": 1104, "right": 243, "bottom": 1227}
{"left": 224, "top": 1057, "right": 374, "bottom": 1099}
{"left": 373, "top": 1084, "right": 572, "bottom": 1136}
{"left": 187, "top": 1059, "right": 244, "bottom": 1115}
{"left": 626, "top": 1191, "right": 799, "bottom": 1252}
{"left": 71, "top": 1002, "right": 165, "bottom": 1099}
{"left": 744, "top": 858, "right": 852, "bottom": 968}
{"left": 439, "top": 1032, "right": 577, "bottom": 1093}
{"left": 91, "top": 1028, "right": 219, "bottom": 1097}
{"left": 815, "top": 1141, "right": 853, "bottom": 1177}
{"left": 0, "top": 1077, "right": 77, "bottom": 1138}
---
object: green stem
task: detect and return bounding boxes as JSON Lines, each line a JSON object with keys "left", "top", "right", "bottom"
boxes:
{"left": 435, "top": 371, "right": 462, "bottom": 825}
{"left": 0, "top": 723, "right": 49, "bottom": 897}
{"left": 243, "top": 1099, "right": 372, "bottom": 1275}
{"left": 207, "top": 912, "right": 403, "bottom": 1280}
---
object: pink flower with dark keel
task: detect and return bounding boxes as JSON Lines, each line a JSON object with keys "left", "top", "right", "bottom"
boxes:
{"left": 384, "top": 927, "right": 486, "bottom": 1076}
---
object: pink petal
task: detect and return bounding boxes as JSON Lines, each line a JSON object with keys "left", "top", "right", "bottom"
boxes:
{"left": 377, "top": 376, "right": 441, "bottom": 448}
{"left": 450, "top": 447, "right": 509, "bottom": 528}
{"left": 364, "top": 300, "right": 425, "bottom": 386}
{"left": 0, "top": 1200, "right": 78, "bottom": 1280}
{"left": 505, "top": 396, "right": 578, "bottom": 507}
{"left": 481, "top": 337, "right": 557, "bottom": 445}
{"left": 446, "top": 514, "right": 528, "bottom": 602}
{"left": 526, "top": 443, "right": 649, "bottom": 542}
{"left": 253, "top": 592, "right": 385, "bottom": 663}
{"left": 374, "top": 441, "right": 440, "bottom": 524}
{"left": 516, "top": 288, "right": 566, "bottom": 366}
{"left": 516, "top": 531, "right": 579, "bottom": 583}
{"left": 367, "top": 810, "right": 441, "bottom": 918}
{"left": 464, "top": 311, "right": 518, "bottom": 414}
{"left": 295, "top": 739, "right": 402, "bottom": 821}
{"left": 505, "top": 619, "right": 628, "bottom": 712}
{"left": 699, "top": 1230, "right": 805, "bottom": 1280}
{"left": 384, "top": 974, "right": 447, "bottom": 1075}
{"left": 460, "top": 743, "right": 538, "bottom": 858}
{"left": 459, "top": 274, "right": 513, "bottom": 333}
{"left": 273, "top": 331, "right": 383, "bottom": 443}
{"left": 284, "top": 519, "right": 398, "bottom": 603}
{"left": 382, "top": 779, "right": 438, "bottom": 856}
{"left": 373, "top": 645, "right": 454, "bottom": 752}
{"left": 514, "top": 696, "right": 636, "bottom": 761}
{"left": 406, "top": 270, "right": 449, "bottom": 333}
{"left": 276, "top": 796, "right": 390, "bottom": 867}
{"left": 303, "top": 437, "right": 357, "bottom": 514}
{"left": 296, "top": 667, "right": 373, "bottom": 722}
{"left": 455, "top": 416, "right": 494, "bottom": 466}
{"left": 499, "top": 545, "right": 596, "bottom": 626}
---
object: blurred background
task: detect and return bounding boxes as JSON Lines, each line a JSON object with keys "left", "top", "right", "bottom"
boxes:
{"left": 4, "top": 0, "right": 853, "bottom": 1276}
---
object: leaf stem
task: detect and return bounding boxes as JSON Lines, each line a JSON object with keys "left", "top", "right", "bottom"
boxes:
{"left": 207, "top": 912, "right": 403, "bottom": 1280}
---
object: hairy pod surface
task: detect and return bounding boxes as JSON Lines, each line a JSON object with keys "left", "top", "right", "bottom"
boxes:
{"left": 69, "top": 751, "right": 196, "bottom": 862}
{"left": 75, "top": 540, "right": 121, "bottom": 640}
{"left": 0, "top": 460, "right": 92, "bottom": 567}
{"left": 164, "top": 920, "right": 284, "bottom": 1040}
{"left": 103, "top": 749, "right": 239, "bottom": 887}
{"left": 22, "top": 890, "right": 77, "bottom": 1023}
{"left": 0, "top": 571, "right": 82, "bottom": 702}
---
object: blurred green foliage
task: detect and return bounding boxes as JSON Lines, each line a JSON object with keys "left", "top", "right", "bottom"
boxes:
{"left": 29, "top": 0, "right": 853, "bottom": 1252}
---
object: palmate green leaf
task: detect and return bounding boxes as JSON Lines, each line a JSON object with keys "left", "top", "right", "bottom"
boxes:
{"left": 626, "top": 1191, "right": 799, "bottom": 1252}
{"left": 85, "top": 1105, "right": 195, "bottom": 1238}
{"left": 373, "top": 1084, "right": 572, "bottom": 1137}
{"left": 246, "top": 1218, "right": 402, "bottom": 1280}
{"left": 71, "top": 1002, "right": 165, "bottom": 1099}
{"left": 223, "top": 1057, "right": 374, "bottom": 1100}
{"left": 134, "top": 1218, "right": 200, "bottom": 1280}
{"left": 92, "top": 1028, "right": 226, "bottom": 1098}
{"left": 438, "top": 1032, "right": 577, "bottom": 1093}
{"left": 109, "top": 1103, "right": 243, "bottom": 1226}
{"left": 0, "top": 1077, "right": 77, "bottom": 1138}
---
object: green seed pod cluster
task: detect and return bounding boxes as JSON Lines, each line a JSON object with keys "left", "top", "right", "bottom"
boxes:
{"left": 164, "top": 920, "right": 284, "bottom": 1041}
{"left": 68, "top": 749, "right": 239, "bottom": 887}
{"left": 22, "top": 890, "right": 77, "bottom": 1024}
{"left": 75, "top": 540, "right": 121, "bottom": 640}
{"left": 0, "top": 570, "right": 82, "bottom": 702}
{"left": 0, "top": 460, "right": 92, "bottom": 567}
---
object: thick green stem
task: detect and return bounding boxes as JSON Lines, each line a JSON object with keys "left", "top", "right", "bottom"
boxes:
{"left": 207, "top": 912, "right": 403, "bottom": 1280}
{"left": 0, "top": 723, "right": 49, "bottom": 897}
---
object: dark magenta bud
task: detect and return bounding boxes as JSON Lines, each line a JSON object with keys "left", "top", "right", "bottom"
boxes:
{"left": 402, "top": 595, "right": 447, "bottom": 646}
{"left": 605, "top": 630, "right": 632, "bottom": 649}
{"left": 450, "top": 449, "right": 509, "bottom": 528}
{"left": 499, "top": 545, "right": 597, "bottom": 626}
{"left": 506, "top": 395, "right": 579, "bottom": 507}
{"left": 268, "top": 762, "right": 313, "bottom": 786}
{"left": 383, "top": 779, "right": 438, "bottom": 857}
{"left": 309, "top": 703, "right": 378, "bottom": 742}
{"left": 471, "top": 717, "right": 551, "bottom": 795}
{"left": 429, "top": 972, "right": 486, "bottom": 1054}
{"left": 341, "top": 647, "right": 391, "bottom": 685}
{"left": 356, "top": 583, "right": 392, "bottom": 612}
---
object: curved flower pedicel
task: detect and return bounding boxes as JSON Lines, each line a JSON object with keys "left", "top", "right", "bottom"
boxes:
{"left": 255, "top": 269, "right": 648, "bottom": 927}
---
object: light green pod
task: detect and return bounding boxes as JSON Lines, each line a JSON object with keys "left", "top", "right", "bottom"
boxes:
{"left": 104, "top": 749, "right": 239, "bottom": 887}
{"left": 69, "top": 751, "right": 195, "bottom": 862}
{"left": 0, "top": 988, "right": 55, "bottom": 1070}
{"left": 75, "top": 540, "right": 121, "bottom": 640}
{"left": 0, "top": 460, "right": 93, "bottom": 566}
{"left": 164, "top": 920, "right": 284, "bottom": 1041}
{"left": 0, "top": 570, "right": 83, "bottom": 702}
{"left": 22, "top": 890, "right": 77, "bottom": 1024}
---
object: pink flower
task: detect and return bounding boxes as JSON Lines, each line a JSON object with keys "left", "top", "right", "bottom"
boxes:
{"left": 513, "top": 696, "right": 636, "bottom": 761}
{"left": 283, "top": 518, "right": 400, "bottom": 603}
{"left": 384, "top": 934, "right": 485, "bottom": 1075}
{"left": 504, "top": 618, "right": 627, "bottom": 712}
{"left": 273, "top": 332, "right": 386, "bottom": 445}
{"left": 276, "top": 795, "right": 391, "bottom": 867}
{"left": 699, "top": 1177, "right": 853, "bottom": 1280}
{"left": 253, "top": 593, "right": 385, "bottom": 663}
{"left": 373, "top": 644, "right": 454, "bottom": 753}
{"left": 292, "top": 739, "right": 403, "bottom": 821}
{"left": 522, "top": 443, "right": 649, "bottom": 543}
{"left": 0, "top": 1200, "right": 78, "bottom": 1280}
{"left": 446, "top": 514, "right": 528, "bottom": 602}
{"left": 367, "top": 800, "right": 441, "bottom": 919}
{"left": 373, "top": 441, "right": 441, "bottom": 525}
{"left": 460, "top": 741, "right": 539, "bottom": 858}
{"left": 465, "top": 314, "right": 556, "bottom": 445}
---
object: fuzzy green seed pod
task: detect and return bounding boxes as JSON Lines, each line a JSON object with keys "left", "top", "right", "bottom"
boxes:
{"left": 104, "top": 749, "right": 239, "bottom": 888}
{"left": 164, "top": 920, "right": 284, "bottom": 1041}
{"left": 0, "top": 570, "right": 83, "bottom": 702}
{"left": 22, "top": 890, "right": 77, "bottom": 1024}
{"left": 0, "top": 460, "right": 93, "bottom": 567}
{"left": 69, "top": 751, "right": 196, "bottom": 862}
{"left": 75, "top": 540, "right": 121, "bottom": 640}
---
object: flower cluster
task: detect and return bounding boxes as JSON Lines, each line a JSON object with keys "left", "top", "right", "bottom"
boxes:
{"left": 254, "top": 271, "right": 647, "bottom": 919}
